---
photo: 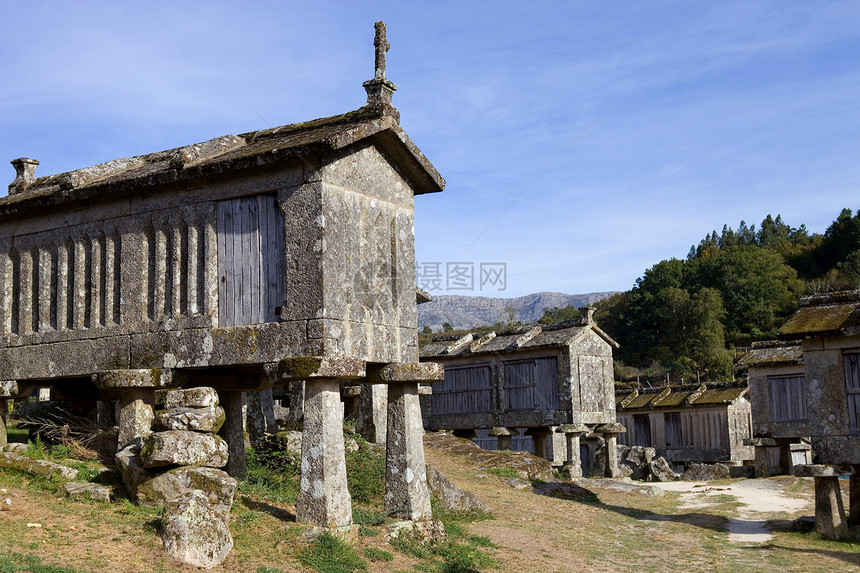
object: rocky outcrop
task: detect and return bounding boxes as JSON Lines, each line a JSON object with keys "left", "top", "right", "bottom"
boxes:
{"left": 417, "top": 291, "right": 617, "bottom": 331}
{"left": 682, "top": 463, "right": 731, "bottom": 481}
{"left": 425, "top": 465, "right": 490, "bottom": 514}
{"left": 648, "top": 457, "right": 678, "bottom": 482}
{"left": 0, "top": 452, "right": 78, "bottom": 480}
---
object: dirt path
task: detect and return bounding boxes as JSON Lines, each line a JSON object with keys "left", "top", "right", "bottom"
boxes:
{"left": 651, "top": 478, "right": 813, "bottom": 544}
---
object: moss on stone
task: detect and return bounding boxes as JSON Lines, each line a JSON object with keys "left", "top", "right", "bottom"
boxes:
{"left": 279, "top": 356, "right": 323, "bottom": 380}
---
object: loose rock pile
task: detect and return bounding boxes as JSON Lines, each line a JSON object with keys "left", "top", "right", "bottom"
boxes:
{"left": 115, "top": 387, "right": 236, "bottom": 569}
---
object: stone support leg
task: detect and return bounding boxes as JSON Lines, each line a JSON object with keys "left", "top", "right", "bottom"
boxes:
{"left": 754, "top": 445, "right": 770, "bottom": 478}
{"left": 814, "top": 476, "right": 848, "bottom": 539}
{"left": 562, "top": 433, "right": 583, "bottom": 479}
{"left": 533, "top": 434, "right": 548, "bottom": 459}
{"left": 604, "top": 433, "right": 620, "bottom": 478}
{"left": 497, "top": 434, "right": 512, "bottom": 451}
{"left": 243, "top": 391, "right": 266, "bottom": 445}
{"left": 285, "top": 381, "right": 305, "bottom": 430}
{"left": 385, "top": 383, "right": 431, "bottom": 521}
{"left": 118, "top": 389, "right": 154, "bottom": 450}
{"left": 850, "top": 466, "right": 860, "bottom": 528}
{"left": 219, "top": 391, "right": 247, "bottom": 479}
{"left": 778, "top": 443, "right": 791, "bottom": 475}
{"left": 0, "top": 399, "right": 7, "bottom": 446}
{"left": 297, "top": 378, "right": 352, "bottom": 528}
{"left": 259, "top": 387, "right": 278, "bottom": 433}
{"left": 356, "top": 383, "right": 387, "bottom": 444}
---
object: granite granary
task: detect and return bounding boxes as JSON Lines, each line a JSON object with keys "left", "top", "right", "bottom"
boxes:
{"left": 0, "top": 21, "right": 445, "bottom": 558}
{"left": 419, "top": 309, "right": 625, "bottom": 479}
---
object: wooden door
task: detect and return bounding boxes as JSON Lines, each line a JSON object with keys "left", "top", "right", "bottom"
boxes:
{"left": 216, "top": 195, "right": 284, "bottom": 327}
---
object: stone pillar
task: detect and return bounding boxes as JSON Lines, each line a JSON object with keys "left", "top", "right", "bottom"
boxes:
{"left": 814, "top": 476, "right": 848, "bottom": 539}
{"left": 297, "top": 377, "right": 352, "bottom": 527}
{"left": 285, "top": 380, "right": 305, "bottom": 430}
{"left": 777, "top": 441, "right": 792, "bottom": 475}
{"left": 596, "top": 423, "right": 626, "bottom": 479}
{"left": 243, "top": 391, "right": 267, "bottom": 445}
{"left": 219, "top": 391, "right": 247, "bottom": 479}
{"left": 118, "top": 389, "right": 155, "bottom": 450}
{"left": 92, "top": 369, "right": 181, "bottom": 450}
{"left": 259, "top": 387, "right": 278, "bottom": 433}
{"left": 371, "top": 362, "right": 443, "bottom": 522}
{"left": 356, "top": 383, "right": 387, "bottom": 444}
{"left": 490, "top": 427, "right": 517, "bottom": 451}
{"left": 557, "top": 424, "right": 588, "bottom": 479}
{"left": 342, "top": 385, "right": 361, "bottom": 421}
{"left": 525, "top": 428, "right": 551, "bottom": 460}
{"left": 850, "top": 465, "right": 860, "bottom": 528}
{"left": 0, "top": 398, "right": 7, "bottom": 447}
{"left": 754, "top": 443, "right": 771, "bottom": 478}
{"left": 279, "top": 356, "right": 365, "bottom": 532}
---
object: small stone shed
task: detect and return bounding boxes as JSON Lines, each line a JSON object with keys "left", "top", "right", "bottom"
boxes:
{"left": 419, "top": 310, "right": 625, "bottom": 478}
{"left": 736, "top": 340, "right": 811, "bottom": 476}
{"left": 778, "top": 291, "right": 860, "bottom": 538}
{"left": 615, "top": 382, "right": 753, "bottom": 472}
{"left": 0, "top": 22, "right": 444, "bottom": 532}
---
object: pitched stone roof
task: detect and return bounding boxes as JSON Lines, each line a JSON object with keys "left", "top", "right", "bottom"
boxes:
{"left": 419, "top": 319, "right": 619, "bottom": 359}
{"left": 616, "top": 382, "right": 748, "bottom": 411}
{"left": 736, "top": 340, "right": 803, "bottom": 367}
{"left": 779, "top": 291, "right": 860, "bottom": 338}
{"left": 3, "top": 105, "right": 444, "bottom": 218}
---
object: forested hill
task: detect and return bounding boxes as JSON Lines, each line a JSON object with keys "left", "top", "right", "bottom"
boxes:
{"left": 594, "top": 209, "right": 860, "bottom": 384}
{"left": 418, "top": 291, "right": 617, "bottom": 331}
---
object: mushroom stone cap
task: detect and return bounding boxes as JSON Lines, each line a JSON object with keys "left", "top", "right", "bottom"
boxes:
{"left": 556, "top": 423, "right": 589, "bottom": 434}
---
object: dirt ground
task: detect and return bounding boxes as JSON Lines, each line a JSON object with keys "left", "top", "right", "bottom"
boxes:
{"left": 2, "top": 435, "right": 860, "bottom": 573}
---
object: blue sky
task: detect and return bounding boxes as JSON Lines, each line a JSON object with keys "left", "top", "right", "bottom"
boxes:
{"left": 2, "top": 1, "right": 858, "bottom": 297}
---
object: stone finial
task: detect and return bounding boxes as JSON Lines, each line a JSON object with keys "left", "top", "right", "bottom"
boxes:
{"left": 373, "top": 21, "right": 389, "bottom": 80}
{"left": 9, "top": 158, "right": 39, "bottom": 195}
{"left": 362, "top": 21, "right": 399, "bottom": 122}
{"left": 580, "top": 306, "right": 595, "bottom": 325}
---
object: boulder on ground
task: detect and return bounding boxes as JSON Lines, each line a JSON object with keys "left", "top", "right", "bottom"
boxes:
{"left": 116, "top": 442, "right": 153, "bottom": 499}
{"left": 648, "top": 457, "right": 678, "bottom": 482}
{"left": 161, "top": 490, "right": 233, "bottom": 569}
{"left": 152, "top": 406, "right": 225, "bottom": 433}
{"left": 425, "top": 465, "right": 490, "bottom": 514}
{"left": 0, "top": 452, "right": 78, "bottom": 480}
{"left": 625, "top": 446, "right": 657, "bottom": 480}
{"left": 682, "top": 462, "right": 730, "bottom": 481}
{"left": 138, "top": 466, "right": 237, "bottom": 516}
{"left": 63, "top": 482, "right": 111, "bottom": 503}
{"left": 140, "top": 431, "right": 228, "bottom": 468}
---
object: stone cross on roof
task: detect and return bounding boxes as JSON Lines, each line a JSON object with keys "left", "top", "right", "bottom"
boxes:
{"left": 373, "top": 21, "right": 389, "bottom": 80}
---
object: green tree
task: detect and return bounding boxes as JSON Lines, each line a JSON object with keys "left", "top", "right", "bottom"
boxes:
{"left": 442, "top": 322, "right": 454, "bottom": 332}
{"left": 422, "top": 325, "right": 432, "bottom": 334}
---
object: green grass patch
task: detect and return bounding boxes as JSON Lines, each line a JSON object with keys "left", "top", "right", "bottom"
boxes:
{"left": 362, "top": 547, "right": 393, "bottom": 562}
{"left": 0, "top": 552, "right": 81, "bottom": 573}
{"left": 241, "top": 448, "right": 301, "bottom": 504}
{"left": 297, "top": 533, "right": 367, "bottom": 573}
{"left": 486, "top": 467, "right": 518, "bottom": 479}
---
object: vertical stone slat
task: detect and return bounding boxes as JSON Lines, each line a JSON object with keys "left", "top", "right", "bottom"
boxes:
{"left": 104, "top": 230, "right": 115, "bottom": 326}
{"left": 186, "top": 213, "right": 199, "bottom": 315}
{"left": 38, "top": 247, "right": 53, "bottom": 331}
{"left": 19, "top": 248, "right": 33, "bottom": 335}
{"left": 154, "top": 225, "right": 167, "bottom": 320}
{"left": 0, "top": 243, "right": 10, "bottom": 335}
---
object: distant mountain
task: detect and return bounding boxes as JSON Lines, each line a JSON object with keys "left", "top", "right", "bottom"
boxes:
{"left": 417, "top": 291, "right": 618, "bottom": 331}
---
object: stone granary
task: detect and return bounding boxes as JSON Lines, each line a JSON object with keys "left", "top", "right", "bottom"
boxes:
{"left": 419, "top": 309, "right": 625, "bottom": 479}
{"left": 0, "top": 22, "right": 444, "bottom": 535}
{"left": 778, "top": 291, "right": 860, "bottom": 539}
{"left": 736, "top": 340, "right": 812, "bottom": 476}
{"left": 615, "top": 382, "right": 754, "bottom": 472}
